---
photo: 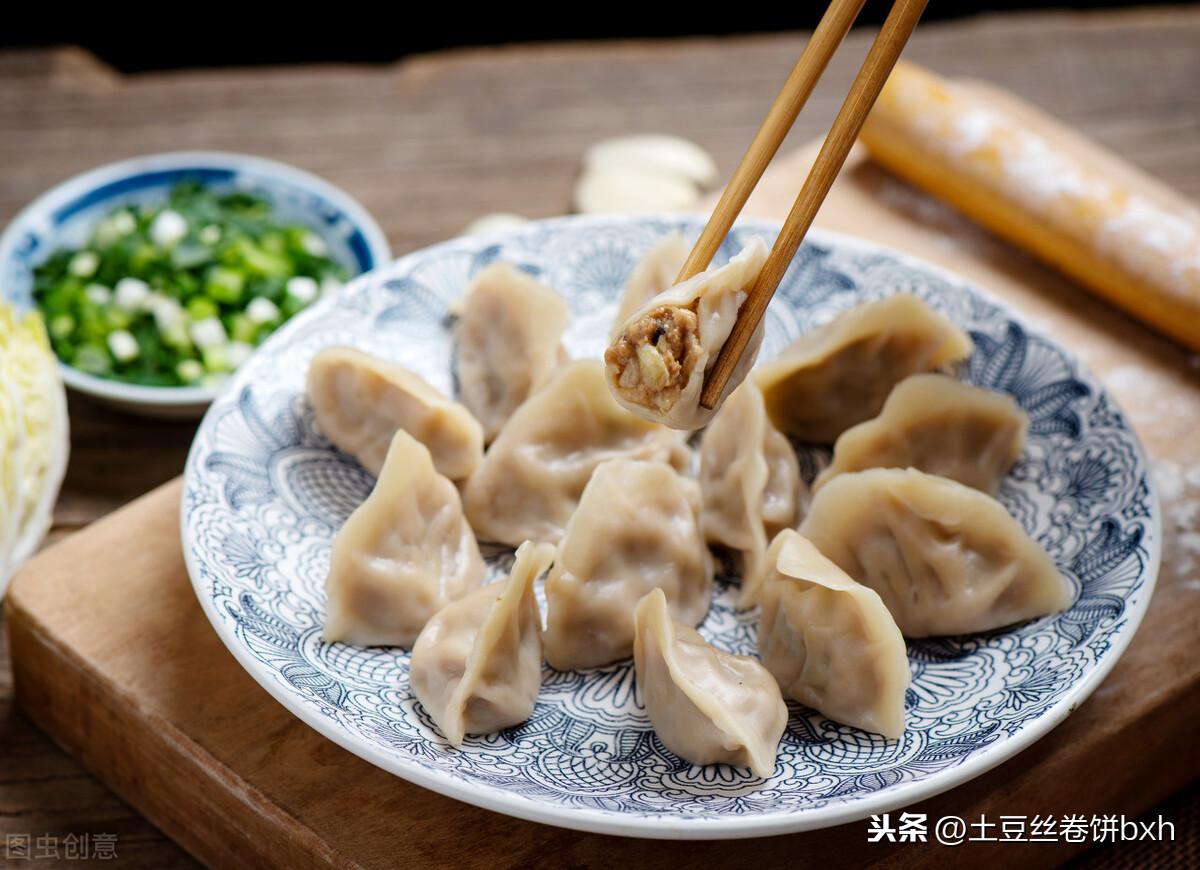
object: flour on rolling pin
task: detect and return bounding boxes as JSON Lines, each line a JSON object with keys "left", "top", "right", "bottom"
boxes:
{"left": 859, "top": 61, "right": 1200, "bottom": 351}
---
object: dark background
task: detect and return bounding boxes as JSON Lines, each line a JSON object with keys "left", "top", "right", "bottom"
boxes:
{"left": 3, "top": 1, "right": 1185, "bottom": 72}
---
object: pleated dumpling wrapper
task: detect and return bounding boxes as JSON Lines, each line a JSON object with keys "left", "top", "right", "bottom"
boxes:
{"left": 410, "top": 541, "right": 554, "bottom": 746}
{"left": 814, "top": 374, "right": 1028, "bottom": 494}
{"left": 604, "top": 236, "right": 769, "bottom": 430}
{"left": 800, "top": 468, "right": 1074, "bottom": 637}
{"left": 324, "top": 430, "right": 486, "bottom": 648}
{"left": 455, "top": 262, "right": 570, "bottom": 442}
{"left": 759, "top": 530, "right": 911, "bottom": 738}
{"left": 608, "top": 232, "right": 691, "bottom": 341}
{"left": 699, "top": 381, "right": 802, "bottom": 609}
{"left": 754, "top": 293, "right": 973, "bottom": 443}
{"left": 462, "top": 360, "right": 689, "bottom": 547}
{"left": 308, "top": 346, "right": 483, "bottom": 481}
{"left": 543, "top": 459, "right": 713, "bottom": 670}
{"left": 634, "top": 588, "right": 787, "bottom": 778}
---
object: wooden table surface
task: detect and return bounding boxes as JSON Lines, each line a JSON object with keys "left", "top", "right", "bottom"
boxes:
{"left": 2, "top": 8, "right": 1198, "bottom": 866}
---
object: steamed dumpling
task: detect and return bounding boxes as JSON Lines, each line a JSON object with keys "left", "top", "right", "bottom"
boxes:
{"left": 410, "top": 541, "right": 554, "bottom": 745}
{"left": 759, "top": 530, "right": 910, "bottom": 738}
{"left": 543, "top": 459, "right": 712, "bottom": 670}
{"left": 815, "top": 374, "right": 1027, "bottom": 493}
{"left": 800, "top": 468, "right": 1074, "bottom": 637}
{"left": 754, "top": 294, "right": 973, "bottom": 442}
{"left": 462, "top": 360, "right": 689, "bottom": 546}
{"left": 699, "top": 381, "right": 802, "bottom": 608}
{"left": 324, "top": 430, "right": 487, "bottom": 648}
{"left": 455, "top": 262, "right": 570, "bottom": 442}
{"left": 308, "top": 346, "right": 483, "bottom": 480}
{"left": 604, "top": 237, "right": 769, "bottom": 430}
{"left": 634, "top": 588, "right": 787, "bottom": 777}
{"left": 609, "top": 232, "right": 691, "bottom": 341}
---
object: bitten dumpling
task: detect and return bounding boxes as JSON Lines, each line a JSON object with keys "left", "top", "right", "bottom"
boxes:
{"left": 699, "top": 381, "right": 802, "bottom": 608}
{"left": 609, "top": 232, "right": 691, "bottom": 341}
{"left": 814, "top": 374, "right": 1028, "bottom": 494}
{"left": 758, "top": 530, "right": 910, "bottom": 738}
{"left": 634, "top": 588, "right": 787, "bottom": 778}
{"left": 543, "top": 459, "right": 713, "bottom": 670}
{"left": 800, "top": 468, "right": 1074, "bottom": 637}
{"left": 324, "top": 430, "right": 486, "bottom": 648}
{"left": 462, "top": 360, "right": 689, "bottom": 547}
{"left": 455, "top": 263, "right": 570, "bottom": 442}
{"left": 604, "top": 237, "right": 769, "bottom": 430}
{"left": 308, "top": 346, "right": 484, "bottom": 480}
{"left": 410, "top": 541, "right": 554, "bottom": 746}
{"left": 754, "top": 294, "right": 973, "bottom": 442}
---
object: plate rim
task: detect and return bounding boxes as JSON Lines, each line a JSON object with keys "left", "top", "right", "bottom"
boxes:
{"left": 181, "top": 213, "right": 1162, "bottom": 840}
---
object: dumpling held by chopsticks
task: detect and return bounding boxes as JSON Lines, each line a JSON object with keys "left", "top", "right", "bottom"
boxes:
{"left": 603, "top": 237, "right": 768, "bottom": 430}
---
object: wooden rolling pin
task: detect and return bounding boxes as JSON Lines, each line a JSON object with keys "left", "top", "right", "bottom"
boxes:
{"left": 859, "top": 61, "right": 1200, "bottom": 352}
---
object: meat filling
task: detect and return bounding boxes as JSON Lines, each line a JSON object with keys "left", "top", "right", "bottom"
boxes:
{"left": 605, "top": 305, "right": 701, "bottom": 413}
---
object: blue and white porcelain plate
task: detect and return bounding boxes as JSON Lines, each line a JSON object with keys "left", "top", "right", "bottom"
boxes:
{"left": 182, "top": 215, "right": 1159, "bottom": 839}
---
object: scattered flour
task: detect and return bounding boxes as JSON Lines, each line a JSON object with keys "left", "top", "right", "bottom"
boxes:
{"left": 874, "top": 177, "right": 1000, "bottom": 261}
{"left": 1152, "top": 458, "right": 1200, "bottom": 587}
{"left": 1101, "top": 364, "right": 1198, "bottom": 431}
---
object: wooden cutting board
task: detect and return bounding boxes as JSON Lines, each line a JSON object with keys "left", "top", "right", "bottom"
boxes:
{"left": 7, "top": 143, "right": 1200, "bottom": 868}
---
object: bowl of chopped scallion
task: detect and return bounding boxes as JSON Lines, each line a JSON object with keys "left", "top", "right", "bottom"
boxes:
{"left": 0, "top": 152, "right": 390, "bottom": 416}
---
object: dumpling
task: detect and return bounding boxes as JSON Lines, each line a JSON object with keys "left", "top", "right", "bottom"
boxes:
{"left": 814, "top": 374, "right": 1028, "bottom": 494}
{"left": 308, "top": 346, "right": 483, "bottom": 480}
{"left": 754, "top": 293, "right": 973, "bottom": 442}
{"left": 609, "top": 232, "right": 691, "bottom": 341}
{"left": 604, "top": 237, "right": 769, "bottom": 430}
{"left": 410, "top": 540, "right": 554, "bottom": 746}
{"left": 758, "top": 530, "right": 910, "bottom": 738}
{"left": 455, "top": 262, "right": 570, "bottom": 442}
{"left": 799, "top": 468, "right": 1074, "bottom": 637}
{"left": 634, "top": 588, "right": 787, "bottom": 777}
{"left": 462, "top": 360, "right": 689, "bottom": 546}
{"left": 698, "top": 381, "right": 802, "bottom": 608}
{"left": 324, "top": 430, "right": 486, "bottom": 648}
{"left": 543, "top": 459, "right": 712, "bottom": 670}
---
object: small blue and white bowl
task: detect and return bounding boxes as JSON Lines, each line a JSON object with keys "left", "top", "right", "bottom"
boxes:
{"left": 0, "top": 152, "right": 391, "bottom": 417}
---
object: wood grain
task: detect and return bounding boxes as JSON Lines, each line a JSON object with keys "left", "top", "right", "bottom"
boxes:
{"left": 1, "top": 8, "right": 1199, "bottom": 866}
{"left": 7, "top": 479, "right": 1199, "bottom": 868}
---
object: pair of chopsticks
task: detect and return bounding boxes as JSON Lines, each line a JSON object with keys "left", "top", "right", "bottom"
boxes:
{"left": 690, "top": 0, "right": 929, "bottom": 409}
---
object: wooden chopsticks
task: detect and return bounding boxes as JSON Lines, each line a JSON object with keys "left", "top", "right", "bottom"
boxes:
{"left": 673, "top": 0, "right": 866, "bottom": 285}
{"left": 695, "top": 0, "right": 929, "bottom": 410}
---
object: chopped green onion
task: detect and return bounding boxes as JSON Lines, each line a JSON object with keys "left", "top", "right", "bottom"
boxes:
{"left": 114, "top": 277, "right": 150, "bottom": 312}
{"left": 48, "top": 314, "right": 75, "bottom": 341}
{"left": 149, "top": 209, "right": 188, "bottom": 247}
{"left": 69, "top": 251, "right": 100, "bottom": 278}
{"left": 84, "top": 284, "right": 112, "bottom": 306}
{"left": 107, "top": 329, "right": 140, "bottom": 362}
{"left": 229, "top": 313, "right": 258, "bottom": 344}
{"left": 205, "top": 266, "right": 246, "bottom": 304}
{"left": 186, "top": 297, "right": 219, "bottom": 322}
{"left": 286, "top": 276, "right": 319, "bottom": 304}
{"left": 246, "top": 297, "right": 281, "bottom": 325}
{"left": 74, "top": 344, "right": 111, "bottom": 376}
{"left": 190, "top": 316, "right": 228, "bottom": 350}
{"left": 32, "top": 181, "right": 346, "bottom": 387}
{"left": 176, "top": 359, "right": 204, "bottom": 383}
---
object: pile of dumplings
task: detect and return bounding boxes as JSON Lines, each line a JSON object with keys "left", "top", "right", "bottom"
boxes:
{"left": 308, "top": 233, "right": 1075, "bottom": 781}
